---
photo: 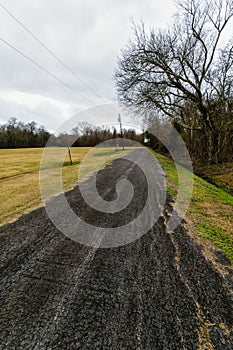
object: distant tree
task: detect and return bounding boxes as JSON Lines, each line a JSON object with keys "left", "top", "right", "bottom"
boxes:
{"left": 78, "top": 121, "right": 94, "bottom": 136}
{"left": 112, "top": 127, "right": 117, "bottom": 139}
{"left": 37, "top": 126, "right": 51, "bottom": 146}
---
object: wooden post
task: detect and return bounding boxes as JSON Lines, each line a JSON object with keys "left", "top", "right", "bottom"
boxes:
{"left": 68, "top": 147, "right": 73, "bottom": 165}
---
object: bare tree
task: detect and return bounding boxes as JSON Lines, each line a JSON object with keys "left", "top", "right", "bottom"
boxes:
{"left": 76, "top": 121, "right": 94, "bottom": 136}
{"left": 115, "top": 0, "right": 233, "bottom": 163}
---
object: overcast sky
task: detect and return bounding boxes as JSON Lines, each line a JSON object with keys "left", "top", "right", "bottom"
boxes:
{"left": 0, "top": 0, "right": 232, "bottom": 132}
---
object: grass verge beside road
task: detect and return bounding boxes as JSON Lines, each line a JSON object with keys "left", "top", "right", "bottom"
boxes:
{"left": 194, "top": 162, "right": 233, "bottom": 195}
{"left": 150, "top": 150, "right": 233, "bottom": 262}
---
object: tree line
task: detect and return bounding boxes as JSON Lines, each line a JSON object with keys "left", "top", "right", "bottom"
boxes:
{"left": 0, "top": 118, "right": 143, "bottom": 148}
{"left": 48, "top": 121, "right": 143, "bottom": 147}
{"left": 115, "top": 0, "right": 233, "bottom": 164}
{"left": 0, "top": 117, "right": 50, "bottom": 148}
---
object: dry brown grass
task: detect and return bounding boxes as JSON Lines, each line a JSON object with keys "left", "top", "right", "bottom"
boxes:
{"left": 0, "top": 148, "right": 90, "bottom": 225}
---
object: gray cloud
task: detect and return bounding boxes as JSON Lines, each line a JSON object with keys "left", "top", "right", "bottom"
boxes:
{"left": 4, "top": 0, "right": 227, "bottom": 131}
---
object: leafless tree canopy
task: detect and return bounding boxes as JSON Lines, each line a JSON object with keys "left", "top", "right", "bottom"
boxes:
{"left": 115, "top": 0, "right": 233, "bottom": 163}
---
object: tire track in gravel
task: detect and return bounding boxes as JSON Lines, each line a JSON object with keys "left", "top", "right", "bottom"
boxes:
{"left": 0, "top": 148, "right": 232, "bottom": 349}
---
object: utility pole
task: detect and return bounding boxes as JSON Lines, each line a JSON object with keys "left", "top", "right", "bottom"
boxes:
{"left": 117, "top": 114, "right": 124, "bottom": 150}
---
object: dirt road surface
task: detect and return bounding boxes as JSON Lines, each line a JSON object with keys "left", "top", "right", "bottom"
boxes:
{"left": 0, "top": 149, "right": 232, "bottom": 349}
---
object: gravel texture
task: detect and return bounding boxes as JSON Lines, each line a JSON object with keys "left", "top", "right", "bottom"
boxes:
{"left": 0, "top": 149, "right": 232, "bottom": 349}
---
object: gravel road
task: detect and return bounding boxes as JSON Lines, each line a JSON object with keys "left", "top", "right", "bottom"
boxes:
{"left": 0, "top": 149, "right": 232, "bottom": 349}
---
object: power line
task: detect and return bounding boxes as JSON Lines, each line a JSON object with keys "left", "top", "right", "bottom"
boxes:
{"left": 0, "top": 37, "right": 97, "bottom": 106}
{"left": 0, "top": 2, "right": 107, "bottom": 105}
{"left": 0, "top": 37, "right": 118, "bottom": 122}
{"left": 0, "top": 3, "right": 118, "bottom": 120}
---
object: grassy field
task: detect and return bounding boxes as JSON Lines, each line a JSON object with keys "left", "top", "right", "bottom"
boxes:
{"left": 150, "top": 150, "right": 233, "bottom": 261}
{"left": 0, "top": 147, "right": 129, "bottom": 225}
